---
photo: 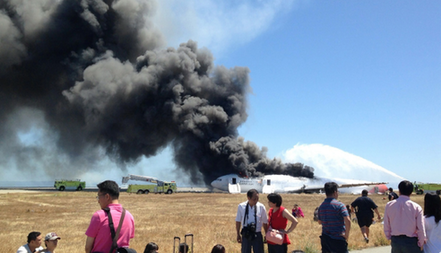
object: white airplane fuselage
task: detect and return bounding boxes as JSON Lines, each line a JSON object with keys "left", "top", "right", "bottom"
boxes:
{"left": 211, "top": 174, "right": 313, "bottom": 193}
{"left": 210, "top": 174, "right": 387, "bottom": 194}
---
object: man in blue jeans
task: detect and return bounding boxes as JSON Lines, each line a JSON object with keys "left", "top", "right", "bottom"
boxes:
{"left": 318, "top": 182, "right": 351, "bottom": 253}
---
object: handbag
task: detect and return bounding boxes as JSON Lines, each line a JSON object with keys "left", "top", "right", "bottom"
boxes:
{"left": 104, "top": 208, "right": 137, "bottom": 253}
{"left": 266, "top": 210, "right": 284, "bottom": 245}
{"left": 266, "top": 227, "right": 284, "bottom": 245}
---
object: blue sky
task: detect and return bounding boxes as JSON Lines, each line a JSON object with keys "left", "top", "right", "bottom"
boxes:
{"left": 147, "top": 0, "right": 441, "bottom": 184}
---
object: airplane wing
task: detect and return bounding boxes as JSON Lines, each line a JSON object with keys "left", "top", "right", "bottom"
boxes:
{"left": 339, "top": 182, "right": 388, "bottom": 188}
{"left": 285, "top": 182, "right": 388, "bottom": 194}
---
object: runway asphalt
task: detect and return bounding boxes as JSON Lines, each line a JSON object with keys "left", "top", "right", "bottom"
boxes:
{"left": 350, "top": 245, "right": 391, "bottom": 253}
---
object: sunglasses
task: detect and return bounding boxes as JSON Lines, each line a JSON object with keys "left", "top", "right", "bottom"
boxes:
{"left": 96, "top": 193, "right": 107, "bottom": 200}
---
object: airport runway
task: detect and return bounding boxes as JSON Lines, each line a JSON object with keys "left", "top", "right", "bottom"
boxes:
{"left": 0, "top": 187, "right": 214, "bottom": 194}
{"left": 351, "top": 245, "right": 391, "bottom": 253}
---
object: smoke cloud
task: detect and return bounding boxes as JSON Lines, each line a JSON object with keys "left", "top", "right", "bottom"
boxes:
{"left": 0, "top": 0, "right": 313, "bottom": 185}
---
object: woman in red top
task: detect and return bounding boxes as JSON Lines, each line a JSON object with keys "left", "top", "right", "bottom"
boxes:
{"left": 267, "top": 193, "right": 299, "bottom": 253}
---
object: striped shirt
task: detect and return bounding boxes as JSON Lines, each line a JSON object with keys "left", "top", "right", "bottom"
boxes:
{"left": 318, "top": 197, "right": 349, "bottom": 240}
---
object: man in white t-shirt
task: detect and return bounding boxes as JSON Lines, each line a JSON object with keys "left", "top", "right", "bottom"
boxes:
{"left": 17, "top": 231, "right": 44, "bottom": 253}
{"left": 235, "top": 189, "right": 268, "bottom": 253}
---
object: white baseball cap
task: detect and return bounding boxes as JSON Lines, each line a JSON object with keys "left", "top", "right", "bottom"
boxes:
{"left": 45, "top": 232, "right": 61, "bottom": 241}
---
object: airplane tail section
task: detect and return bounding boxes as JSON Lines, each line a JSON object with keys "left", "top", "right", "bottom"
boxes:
{"left": 262, "top": 185, "right": 275, "bottom": 194}
{"left": 228, "top": 183, "right": 241, "bottom": 194}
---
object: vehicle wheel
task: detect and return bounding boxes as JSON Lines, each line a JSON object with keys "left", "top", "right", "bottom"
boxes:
{"left": 59, "top": 186, "right": 65, "bottom": 191}
{"left": 137, "top": 190, "right": 143, "bottom": 194}
{"left": 144, "top": 190, "right": 149, "bottom": 194}
{"left": 167, "top": 189, "right": 173, "bottom": 194}
{"left": 77, "top": 186, "right": 83, "bottom": 191}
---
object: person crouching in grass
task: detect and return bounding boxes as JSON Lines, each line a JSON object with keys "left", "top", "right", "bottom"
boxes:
{"left": 41, "top": 232, "right": 60, "bottom": 253}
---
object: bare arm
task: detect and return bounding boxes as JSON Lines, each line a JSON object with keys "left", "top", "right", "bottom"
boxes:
{"left": 85, "top": 236, "right": 94, "bottom": 253}
{"left": 343, "top": 216, "right": 351, "bottom": 240}
{"left": 282, "top": 208, "right": 298, "bottom": 233}
{"left": 236, "top": 221, "right": 242, "bottom": 243}
{"left": 262, "top": 222, "right": 269, "bottom": 234}
{"left": 374, "top": 208, "right": 381, "bottom": 220}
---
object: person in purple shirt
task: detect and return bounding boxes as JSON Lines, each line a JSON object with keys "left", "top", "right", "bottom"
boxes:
{"left": 384, "top": 180, "right": 426, "bottom": 253}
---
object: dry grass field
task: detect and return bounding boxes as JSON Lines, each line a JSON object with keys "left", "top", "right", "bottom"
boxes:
{"left": 0, "top": 190, "right": 425, "bottom": 253}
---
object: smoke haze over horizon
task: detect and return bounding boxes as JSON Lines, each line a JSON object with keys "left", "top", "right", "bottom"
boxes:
{"left": 0, "top": 0, "right": 314, "bottom": 185}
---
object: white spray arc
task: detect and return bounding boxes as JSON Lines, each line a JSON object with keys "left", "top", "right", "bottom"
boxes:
{"left": 284, "top": 144, "right": 405, "bottom": 183}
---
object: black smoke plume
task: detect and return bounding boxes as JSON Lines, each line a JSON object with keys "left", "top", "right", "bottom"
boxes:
{"left": 0, "top": 0, "right": 314, "bottom": 184}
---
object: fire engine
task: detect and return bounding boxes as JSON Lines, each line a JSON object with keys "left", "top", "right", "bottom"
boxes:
{"left": 54, "top": 179, "right": 85, "bottom": 191}
{"left": 122, "top": 174, "right": 177, "bottom": 194}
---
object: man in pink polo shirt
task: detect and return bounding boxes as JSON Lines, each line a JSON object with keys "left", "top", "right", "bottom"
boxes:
{"left": 384, "top": 180, "right": 426, "bottom": 253}
{"left": 85, "top": 180, "right": 135, "bottom": 253}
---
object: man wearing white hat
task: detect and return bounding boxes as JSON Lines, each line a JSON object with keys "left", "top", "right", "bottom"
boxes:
{"left": 40, "top": 232, "right": 60, "bottom": 253}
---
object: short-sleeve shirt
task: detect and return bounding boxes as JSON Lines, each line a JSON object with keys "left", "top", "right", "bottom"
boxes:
{"left": 388, "top": 192, "right": 398, "bottom": 201}
{"left": 17, "top": 244, "right": 43, "bottom": 253}
{"left": 318, "top": 198, "right": 349, "bottom": 241}
{"left": 351, "top": 196, "right": 378, "bottom": 218}
{"left": 85, "top": 204, "right": 135, "bottom": 253}
{"left": 235, "top": 201, "right": 268, "bottom": 232}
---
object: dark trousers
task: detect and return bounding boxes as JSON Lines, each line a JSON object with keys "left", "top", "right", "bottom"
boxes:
{"left": 268, "top": 243, "right": 288, "bottom": 253}
{"left": 391, "top": 235, "right": 422, "bottom": 253}
{"left": 320, "top": 234, "right": 348, "bottom": 253}
{"left": 242, "top": 232, "right": 264, "bottom": 253}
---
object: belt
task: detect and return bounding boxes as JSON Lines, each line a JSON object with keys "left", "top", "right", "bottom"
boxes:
{"left": 392, "top": 235, "right": 415, "bottom": 238}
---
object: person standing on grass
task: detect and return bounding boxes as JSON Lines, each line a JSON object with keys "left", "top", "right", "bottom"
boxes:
{"left": 40, "top": 232, "right": 60, "bottom": 253}
{"left": 17, "top": 231, "right": 44, "bottom": 253}
{"left": 384, "top": 180, "right": 426, "bottom": 253}
{"left": 350, "top": 189, "right": 381, "bottom": 243}
{"left": 85, "top": 180, "right": 135, "bottom": 253}
{"left": 235, "top": 189, "right": 268, "bottom": 253}
{"left": 267, "top": 193, "right": 298, "bottom": 253}
{"left": 423, "top": 193, "right": 441, "bottom": 253}
{"left": 317, "top": 182, "right": 351, "bottom": 253}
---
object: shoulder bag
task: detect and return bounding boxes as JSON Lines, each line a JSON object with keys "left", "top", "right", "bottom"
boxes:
{"left": 265, "top": 209, "right": 284, "bottom": 245}
{"left": 104, "top": 208, "right": 137, "bottom": 253}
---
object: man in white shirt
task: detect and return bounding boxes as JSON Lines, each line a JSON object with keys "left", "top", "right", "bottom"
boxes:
{"left": 17, "top": 231, "right": 44, "bottom": 253}
{"left": 235, "top": 189, "right": 268, "bottom": 253}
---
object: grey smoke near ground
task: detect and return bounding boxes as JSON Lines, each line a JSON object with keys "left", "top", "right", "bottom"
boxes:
{"left": 0, "top": 0, "right": 314, "bottom": 184}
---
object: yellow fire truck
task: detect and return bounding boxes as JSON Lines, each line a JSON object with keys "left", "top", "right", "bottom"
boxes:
{"left": 122, "top": 174, "right": 177, "bottom": 194}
